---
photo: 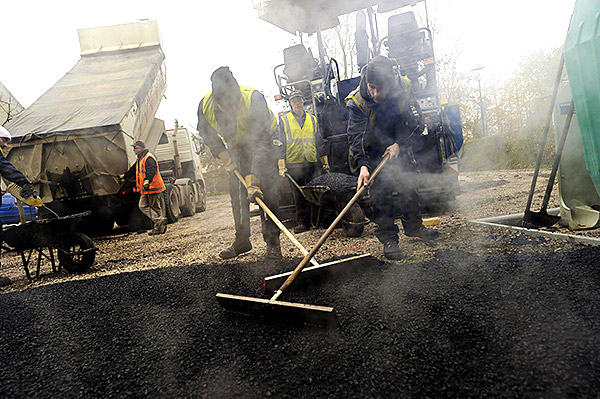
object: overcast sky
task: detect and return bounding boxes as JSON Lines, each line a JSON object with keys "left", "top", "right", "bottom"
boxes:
{"left": 0, "top": 0, "right": 576, "bottom": 132}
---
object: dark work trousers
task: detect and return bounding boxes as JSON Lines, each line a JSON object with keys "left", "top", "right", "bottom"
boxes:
{"left": 369, "top": 153, "right": 423, "bottom": 244}
{"left": 287, "top": 161, "right": 321, "bottom": 227}
{"left": 229, "top": 145, "right": 281, "bottom": 247}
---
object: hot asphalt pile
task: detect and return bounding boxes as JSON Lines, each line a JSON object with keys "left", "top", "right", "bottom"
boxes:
{"left": 0, "top": 239, "right": 599, "bottom": 398}
{"left": 307, "top": 172, "right": 357, "bottom": 191}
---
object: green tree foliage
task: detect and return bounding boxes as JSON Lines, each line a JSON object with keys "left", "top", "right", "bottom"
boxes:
{"left": 294, "top": 8, "right": 564, "bottom": 172}
{"left": 459, "top": 47, "right": 563, "bottom": 171}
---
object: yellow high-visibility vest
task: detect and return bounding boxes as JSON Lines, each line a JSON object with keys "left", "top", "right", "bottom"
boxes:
{"left": 280, "top": 111, "right": 318, "bottom": 164}
{"left": 201, "top": 85, "right": 254, "bottom": 146}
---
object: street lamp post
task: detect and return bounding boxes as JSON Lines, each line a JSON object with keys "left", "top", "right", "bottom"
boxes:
{"left": 472, "top": 64, "right": 486, "bottom": 138}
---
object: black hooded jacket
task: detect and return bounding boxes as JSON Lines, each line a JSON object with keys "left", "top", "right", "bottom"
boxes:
{"left": 346, "top": 70, "right": 425, "bottom": 171}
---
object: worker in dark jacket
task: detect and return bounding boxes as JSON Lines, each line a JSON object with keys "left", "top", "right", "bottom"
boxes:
{"left": 346, "top": 56, "right": 438, "bottom": 260}
{"left": 0, "top": 125, "right": 38, "bottom": 286}
{"left": 277, "top": 90, "right": 324, "bottom": 233}
{"left": 197, "top": 66, "right": 281, "bottom": 260}
{"left": 122, "top": 140, "right": 167, "bottom": 235}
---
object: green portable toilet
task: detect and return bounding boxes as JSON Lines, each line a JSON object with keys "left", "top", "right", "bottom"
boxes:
{"left": 554, "top": 81, "right": 600, "bottom": 229}
{"left": 563, "top": 0, "right": 600, "bottom": 201}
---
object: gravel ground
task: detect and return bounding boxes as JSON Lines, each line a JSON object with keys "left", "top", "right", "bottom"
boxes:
{"left": 1, "top": 169, "right": 599, "bottom": 398}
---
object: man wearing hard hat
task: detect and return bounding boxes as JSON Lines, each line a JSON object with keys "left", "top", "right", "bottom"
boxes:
{"left": 0, "top": 125, "right": 38, "bottom": 286}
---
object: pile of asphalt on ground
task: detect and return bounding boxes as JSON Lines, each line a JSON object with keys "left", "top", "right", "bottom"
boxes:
{"left": 1, "top": 241, "right": 599, "bottom": 398}
{"left": 307, "top": 172, "right": 357, "bottom": 191}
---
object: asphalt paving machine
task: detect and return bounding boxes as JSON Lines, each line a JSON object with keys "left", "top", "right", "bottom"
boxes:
{"left": 254, "top": 0, "right": 463, "bottom": 231}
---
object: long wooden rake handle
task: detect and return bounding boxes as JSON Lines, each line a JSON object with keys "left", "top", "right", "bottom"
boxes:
{"left": 233, "top": 170, "right": 319, "bottom": 267}
{"left": 271, "top": 155, "right": 391, "bottom": 301}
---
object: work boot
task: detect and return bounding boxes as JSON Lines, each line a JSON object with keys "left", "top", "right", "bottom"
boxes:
{"left": 0, "top": 276, "right": 12, "bottom": 287}
{"left": 405, "top": 226, "right": 440, "bottom": 241}
{"left": 219, "top": 240, "right": 252, "bottom": 259}
{"left": 159, "top": 218, "right": 167, "bottom": 234}
{"left": 293, "top": 223, "right": 309, "bottom": 234}
{"left": 263, "top": 243, "right": 282, "bottom": 261}
{"left": 383, "top": 241, "right": 403, "bottom": 261}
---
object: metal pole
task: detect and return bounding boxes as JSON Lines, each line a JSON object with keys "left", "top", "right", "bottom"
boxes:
{"left": 366, "top": 7, "right": 378, "bottom": 59}
{"left": 478, "top": 76, "right": 485, "bottom": 138}
{"left": 316, "top": 18, "right": 327, "bottom": 77}
{"left": 424, "top": 0, "right": 430, "bottom": 33}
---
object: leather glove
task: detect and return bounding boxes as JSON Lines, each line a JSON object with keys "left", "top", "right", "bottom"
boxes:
{"left": 20, "top": 183, "right": 37, "bottom": 199}
{"left": 245, "top": 174, "right": 263, "bottom": 203}
{"left": 278, "top": 159, "right": 287, "bottom": 178}
{"left": 143, "top": 180, "right": 150, "bottom": 190}
{"left": 218, "top": 150, "right": 236, "bottom": 173}
{"left": 320, "top": 155, "right": 330, "bottom": 173}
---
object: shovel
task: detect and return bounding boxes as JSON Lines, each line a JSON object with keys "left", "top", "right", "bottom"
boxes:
{"left": 523, "top": 55, "right": 569, "bottom": 228}
{"left": 523, "top": 98, "right": 574, "bottom": 228}
{"left": 216, "top": 156, "right": 389, "bottom": 328}
{"left": 231, "top": 169, "right": 319, "bottom": 267}
{"left": 285, "top": 172, "right": 309, "bottom": 201}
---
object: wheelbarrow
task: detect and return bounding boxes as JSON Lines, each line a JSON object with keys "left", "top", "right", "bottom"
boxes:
{"left": 295, "top": 173, "right": 369, "bottom": 237}
{"left": 2, "top": 211, "right": 97, "bottom": 280}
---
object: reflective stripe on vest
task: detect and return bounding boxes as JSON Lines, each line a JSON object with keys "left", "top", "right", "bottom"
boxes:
{"left": 281, "top": 112, "right": 318, "bottom": 164}
{"left": 344, "top": 76, "right": 412, "bottom": 127}
{"left": 269, "top": 108, "right": 278, "bottom": 134}
{"left": 201, "top": 85, "right": 255, "bottom": 146}
{"left": 136, "top": 152, "right": 166, "bottom": 195}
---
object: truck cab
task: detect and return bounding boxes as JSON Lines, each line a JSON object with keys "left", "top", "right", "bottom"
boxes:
{"left": 155, "top": 124, "right": 208, "bottom": 222}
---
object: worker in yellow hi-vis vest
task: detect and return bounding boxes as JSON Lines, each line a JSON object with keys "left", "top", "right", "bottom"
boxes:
{"left": 196, "top": 67, "right": 281, "bottom": 261}
{"left": 277, "top": 90, "right": 326, "bottom": 233}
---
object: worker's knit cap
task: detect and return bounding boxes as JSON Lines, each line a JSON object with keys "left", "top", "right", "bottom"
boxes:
{"left": 364, "top": 56, "right": 397, "bottom": 87}
{"left": 211, "top": 66, "right": 241, "bottom": 109}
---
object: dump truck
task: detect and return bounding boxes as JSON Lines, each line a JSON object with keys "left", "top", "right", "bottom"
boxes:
{"left": 4, "top": 21, "right": 170, "bottom": 234}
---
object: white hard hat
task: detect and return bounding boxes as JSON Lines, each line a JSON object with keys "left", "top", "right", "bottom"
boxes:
{"left": 0, "top": 125, "right": 11, "bottom": 140}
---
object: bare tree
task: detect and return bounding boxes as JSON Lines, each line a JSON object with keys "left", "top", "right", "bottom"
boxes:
{"left": 321, "top": 14, "right": 357, "bottom": 79}
{"left": 0, "top": 81, "right": 24, "bottom": 125}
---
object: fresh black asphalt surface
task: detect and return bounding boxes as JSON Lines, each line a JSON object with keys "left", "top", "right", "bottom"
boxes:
{"left": 1, "top": 239, "right": 599, "bottom": 398}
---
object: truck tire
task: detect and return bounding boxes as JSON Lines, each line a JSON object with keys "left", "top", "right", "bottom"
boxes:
{"left": 181, "top": 184, "right": 197, "bottom": 217}
{"left": 83, "top": 207, "right": 115, "bottom": 236}
{"left": 196, "top": 182, "right": 207, "bottom": 212}
{"left": 84, "top": 216, "right": 115, "bottom": 236}
{"left": 163, "top": 184, "right": 180, "bottom": 223}
{"left": 127, "top": 208, "right": 152, "bottom": 232}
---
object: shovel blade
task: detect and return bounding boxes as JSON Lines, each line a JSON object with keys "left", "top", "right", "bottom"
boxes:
{"left": 523, "top": 210, "right": 561, "bottom": 228}
{"left": 216, "top": 293, "right": 340, "bottom": 328}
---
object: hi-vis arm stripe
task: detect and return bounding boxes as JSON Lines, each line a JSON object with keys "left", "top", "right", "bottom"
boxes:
{"left": 143, "top": 185, "right": 165, "bottom": 193}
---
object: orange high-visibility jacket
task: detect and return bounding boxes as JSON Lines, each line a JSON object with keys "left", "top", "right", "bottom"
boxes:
{"left": 136, "top": 152, "right": 166, "bottom": 195}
